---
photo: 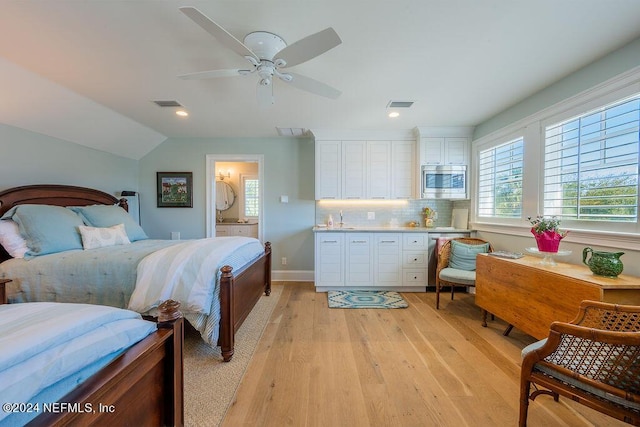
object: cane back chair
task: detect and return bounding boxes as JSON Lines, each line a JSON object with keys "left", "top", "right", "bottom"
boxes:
{"left": 519, "top": 300, "right": 640, "bottom": 426}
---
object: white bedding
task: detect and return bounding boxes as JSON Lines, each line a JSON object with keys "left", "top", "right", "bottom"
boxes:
{"left": 130, "top": 236, "right": 261, "bottom": 315}
{"left": 0, "top": 302, "right": 156, "bottom": 425}
{"left": 0, "top": 236, "right": 266, "bottom": 348}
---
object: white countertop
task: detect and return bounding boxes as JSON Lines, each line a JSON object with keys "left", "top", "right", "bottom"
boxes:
{"left": 312, "top": 226, "right": 471, "bottom": 233}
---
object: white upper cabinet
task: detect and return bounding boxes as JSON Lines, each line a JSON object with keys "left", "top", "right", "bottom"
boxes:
{"left": 315, "top": 137, "right": 415, "bottom": 200}
{"left": 391, "top": 140, "right": 416, "bottom": 199}
{"left": 366, "top": 141, "right": 391, "bottom": 199}
{"left": 421, "top": 137, "right": 469, "bottom": 166}
{"left": 315, "top": 141, "right": 342, "bottom": 199}
{"left": 342, "top": 141, "right": 367, "bottom": 199}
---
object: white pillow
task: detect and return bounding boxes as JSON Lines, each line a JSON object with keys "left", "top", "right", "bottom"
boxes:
{"left": 78, "top": 223, "right": 131, "bottom": 250}
{"left": 0, "top": 219, "right": 29, "bottom": 258}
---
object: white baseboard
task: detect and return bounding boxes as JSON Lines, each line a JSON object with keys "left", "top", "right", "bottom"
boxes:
{"left": 272, "top": 270, "right": 314, "bottom": 282}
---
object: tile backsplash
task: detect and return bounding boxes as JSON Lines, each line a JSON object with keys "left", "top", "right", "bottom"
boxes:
{"left": 315, "top": 199, "right": 471, "bottom": 228}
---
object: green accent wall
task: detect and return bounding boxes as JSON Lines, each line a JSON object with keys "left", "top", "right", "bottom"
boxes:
{"left": 0, "top": 123, "right": 138, "bottom": 194}
{"left": 474, "top": 36, "right": 640, "bottom": 140}
{"left": 138, "top": 137, "right": 316, "bottom": 271}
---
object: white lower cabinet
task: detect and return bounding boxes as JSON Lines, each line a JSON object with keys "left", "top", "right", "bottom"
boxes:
{"left": 374, "top": 233, "right": 402, "bottom": 286}
{"left": 346, "top": 233, "right": 374, "bottom": 286}
{"left": 314, "top": 233, "right": 344, "bottom": 287}
{"left": 315, "top": 231, "right": 428, "bottom": 291}
{"left": 402, "top": 233, "right": 429, "bottom": 286}
{"left": 215, "top": 223, "right": 258, "bottom": 238}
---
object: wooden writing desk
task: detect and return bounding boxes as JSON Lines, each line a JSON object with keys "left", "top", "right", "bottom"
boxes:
{"left": 475, "top": 254, "right": 640, "bottom": 339}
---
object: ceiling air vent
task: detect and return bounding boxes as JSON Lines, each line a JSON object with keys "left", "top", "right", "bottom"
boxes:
{"left": 152, "top": 100, "right": 183, "bottom": 107}
{"left": 387, "top": 101, "right": 414, "bottom": 108}
{"left": 276, "top": 127, "right": 307, "bottom": 137}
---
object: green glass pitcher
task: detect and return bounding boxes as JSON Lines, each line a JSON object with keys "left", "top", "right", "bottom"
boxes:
{"left": 582, "top": 247, "right": 624, "bottom": 277}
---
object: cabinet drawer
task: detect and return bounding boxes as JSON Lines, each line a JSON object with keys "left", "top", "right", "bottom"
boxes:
{"left": 403, "top": 251, "right": 427, "bottom": 268}
{"left": 403, "top": 270, "right": 427, "bottom": 284}
{"left": 403, "top": 233, "right": 428, "bottom": 249}
{"left": 375, "top": 234, "right": 400, "bottom": 247}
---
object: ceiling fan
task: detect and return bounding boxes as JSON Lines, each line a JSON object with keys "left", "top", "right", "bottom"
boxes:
{"left": 179, "top": 6, "right": 343, "bottom": 106}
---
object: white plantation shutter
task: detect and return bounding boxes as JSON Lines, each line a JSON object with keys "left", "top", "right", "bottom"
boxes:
{"left": 543, "top": 94, "right": 639, "bottom": 222}
{"left": 477, "top": 137, "right": 524, "bottom": 218}
{"left": 243, "top": 177, "right": 259, "bottom": 218}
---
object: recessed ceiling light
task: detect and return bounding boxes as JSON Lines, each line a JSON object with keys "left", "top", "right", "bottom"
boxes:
{"left": 176, "top": 110, "right": 188, "bottom": 117}
{"left": 388, "top": 112, "right": 400, "bottom": 118}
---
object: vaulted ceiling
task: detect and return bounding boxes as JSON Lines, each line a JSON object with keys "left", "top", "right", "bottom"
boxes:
{"left": 2, "top": 1, "right": 640, "bottom": 159}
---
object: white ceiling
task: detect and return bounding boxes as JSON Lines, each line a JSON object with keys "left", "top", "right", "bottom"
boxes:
{"left": 2, "top": 1, "right": 640, "bottom": 160}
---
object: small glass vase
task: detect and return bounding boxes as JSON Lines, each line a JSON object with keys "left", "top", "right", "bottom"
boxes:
{"left": 424, "top": 217, "right": 434, "bottom": 228}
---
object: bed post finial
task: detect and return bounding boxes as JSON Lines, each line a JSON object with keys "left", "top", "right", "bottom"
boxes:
{"left": 158, "top": 299, "right": 183, "bottom": 323}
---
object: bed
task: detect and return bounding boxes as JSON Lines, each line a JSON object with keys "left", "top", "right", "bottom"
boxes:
{"left": 0, "top": 184, "right": 272, "bottom": 362}
{"left": 0, "top": 293, "right": 184, "bottom": 427}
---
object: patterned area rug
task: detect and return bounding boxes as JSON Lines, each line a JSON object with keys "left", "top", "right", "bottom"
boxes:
{"left": 327, "top": 290, "right": 408, "bottom": 309}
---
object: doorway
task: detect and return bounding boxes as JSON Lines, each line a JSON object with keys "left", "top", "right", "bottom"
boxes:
{"left": 206, "top": 154, "right": 264, "bottom": 242}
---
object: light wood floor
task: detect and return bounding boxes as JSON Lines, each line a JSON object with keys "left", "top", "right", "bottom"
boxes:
{"left": 224, "top": 282, "right": 626, "bottom": 426}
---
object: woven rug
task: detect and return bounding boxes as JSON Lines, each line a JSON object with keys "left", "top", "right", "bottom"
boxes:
{"left": 184, "top": 284, "right": 282, "bottom": 427}
{"left": 327, "top": 290, "right": 408, "bottom": 309}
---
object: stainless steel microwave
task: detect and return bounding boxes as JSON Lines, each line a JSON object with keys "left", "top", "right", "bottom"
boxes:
{"left": 421, "top": 165, "right": 467, "bottom": 199}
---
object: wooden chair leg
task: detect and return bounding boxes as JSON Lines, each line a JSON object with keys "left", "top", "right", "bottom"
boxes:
{"left": 503, "top": 324, "right": 514, "bottom": 336}
{"left": 519, "top": 378, "right": 531, "bottom": 427}
{"left": 451, "top": 284, "right": 455, "bottom": 300}
{"left": 482, "top": 309, "right": 488, "bottom": 327}
{"left": 436, "top": 279, "right": 440, "bottom": 309}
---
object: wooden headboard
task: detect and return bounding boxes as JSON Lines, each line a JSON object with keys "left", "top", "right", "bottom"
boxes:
{"left": 0, "top": 184, "right": 128, "bottom": 262}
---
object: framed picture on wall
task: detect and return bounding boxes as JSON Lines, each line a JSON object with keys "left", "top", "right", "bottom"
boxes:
{"left": 157, "top": 172, "right": 193, "bottom": 208}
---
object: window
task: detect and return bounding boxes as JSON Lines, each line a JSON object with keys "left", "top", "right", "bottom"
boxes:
{"left": 543, "top": 94, "right": 639, "bottom": 223}
{"left": 477, "top": 137, "right": 524, "bottom": 218}
{"left": 242, "top": 175, "right": 259, "bottom": 218}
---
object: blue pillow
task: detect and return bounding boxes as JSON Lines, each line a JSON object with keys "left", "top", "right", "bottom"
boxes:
{"left": 2, "top": 204, "right": 84, "bottom": 258}
{"left": 449, "top": 240, "right": 489, "bottom": 271}
{"left": 69, "top": 205, "right": 148, "bottom": 242}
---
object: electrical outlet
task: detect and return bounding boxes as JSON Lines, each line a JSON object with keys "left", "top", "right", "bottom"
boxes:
{"left": 367, "top": 212, "right": 375, "bottom": 220}
{"left": 281, "top": 257, "right": 287, "bottom": 265}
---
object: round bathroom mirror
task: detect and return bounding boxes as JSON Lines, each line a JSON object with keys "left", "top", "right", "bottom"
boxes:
{"left": 215, "top": 181, "right": 236, "bottom": 211}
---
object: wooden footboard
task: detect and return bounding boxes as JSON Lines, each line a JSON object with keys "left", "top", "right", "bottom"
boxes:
{"left": 27, "top": 301, "right": 184, "bottom": 427}
{"left": 218, "top": 242, "right": 272, "bottom": 362}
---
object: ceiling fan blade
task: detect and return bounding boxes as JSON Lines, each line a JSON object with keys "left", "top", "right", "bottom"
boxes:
{"left": 276, "top": 27, "right": 342, "bottom": 68}
{"left": 179, "top": 6, "right": 258, "bottom": 61}
{"left": 178, "top": 69, "right": 251, "bottom": 80}
{"left": 284, "top": 72, "right": 341, "bottom": 99}
{"left": 256, "top": 82, "right": 274, "bottom": 107}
